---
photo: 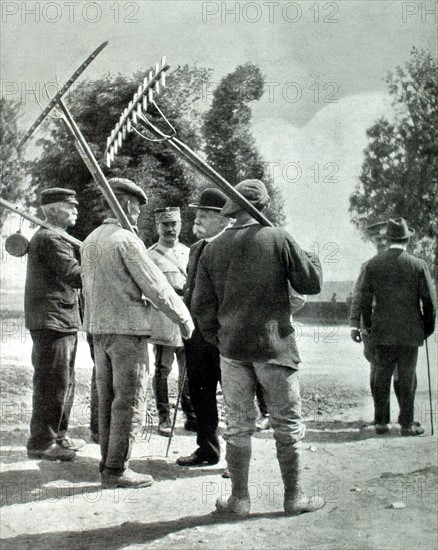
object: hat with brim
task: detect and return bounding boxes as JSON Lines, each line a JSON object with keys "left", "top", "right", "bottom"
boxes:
{"left": 365, "top": 221, "right": 387, "bottom": 237}
{"left": 40, "top": 188, "right": 78, "bottom": 206}
{"left": 386, "top": 218, "right": 415, "bottom": 240}
{"left": 108, "top": 177, "right": 148, "bottom": 205}
{"left": 155, "top": 207, "right": 181, "bottom": 223}
{"left": 189, "top": 188, "right": 228, "bottom": 212}
{"left": 221, "top": 179, "right": 269, "bottom": 217}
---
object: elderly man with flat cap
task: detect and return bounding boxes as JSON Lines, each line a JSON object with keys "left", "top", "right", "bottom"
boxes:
{"left": 81, "top": 178, "right": 194, "bottom": 488}
{"left": 193, "top": 180, "right": 325, "bottom": 516}
{"left": 359, "top": 217, "right": 436, "bottom": 436}
{"left": 148, "top": 207, "right": 196, "bottom": 436}
{"left": 26, "top": 188, "right": 85, "bottom": 461}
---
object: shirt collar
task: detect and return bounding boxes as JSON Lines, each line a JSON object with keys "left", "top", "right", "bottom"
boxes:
{"left": 389, "top": 243, "right": 406, "bottom": 250}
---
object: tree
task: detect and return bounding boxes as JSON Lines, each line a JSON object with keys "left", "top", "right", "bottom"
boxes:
{"left": 350, "top": 48, "right": 438, "bottom": 283}
{"left": 28, "top": 65, "right": 212, "bottom": 245}
{"left": 0, "top": 98, "right": 35, "bottom": 229}
{"left": 203, "top": 63, "right": 285, "bottom": 226}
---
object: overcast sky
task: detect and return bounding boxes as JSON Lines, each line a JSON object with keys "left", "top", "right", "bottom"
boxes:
{"left": 1, "top": 0, "right": 436, "bottom": 280}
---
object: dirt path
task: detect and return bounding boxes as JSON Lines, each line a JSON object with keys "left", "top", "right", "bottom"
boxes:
{"left": 1, "top": 325, "right": 437, "bottom": 549}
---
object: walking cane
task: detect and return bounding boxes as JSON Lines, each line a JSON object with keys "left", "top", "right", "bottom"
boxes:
{"left": 165, "top": 365, "right": 187, "bottom": 457}
{"left": 425, "top": 339, "right": 434, "bottom": 435}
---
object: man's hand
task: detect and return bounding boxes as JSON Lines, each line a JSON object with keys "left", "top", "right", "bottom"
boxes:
{"left": 180, "top": 318, "right": 195, "bottom": 340}
{"left": 350, "top": 329, "right": 362, "bottom": 343}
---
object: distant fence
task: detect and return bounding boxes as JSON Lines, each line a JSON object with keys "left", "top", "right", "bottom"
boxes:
{"left": 294, "top": 301, "right": 349, "bottom": 323}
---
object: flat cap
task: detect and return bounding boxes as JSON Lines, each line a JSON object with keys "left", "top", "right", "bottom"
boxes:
{"left": 108, "top": 177, "right": 148, "bottom": 205}
{"left": 155, "top": 207, "right": 181, "bottom": 222}
{"left": 189, "top": 188, "right": 228, "bottom": 212}
{"left": 221, "top": 179, "right": 269, "bottom": 217}
{"left": 40, "top": 188, "right": 78, "bottom": 206}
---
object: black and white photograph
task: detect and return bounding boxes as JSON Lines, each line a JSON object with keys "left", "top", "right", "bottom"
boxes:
{"left": 0, "top": 1, "right": 437, "bottom": 548}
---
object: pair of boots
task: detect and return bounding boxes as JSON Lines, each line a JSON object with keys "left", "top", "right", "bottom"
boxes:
{"left": 216, "top": 443, "right": 325, "bottom": 516}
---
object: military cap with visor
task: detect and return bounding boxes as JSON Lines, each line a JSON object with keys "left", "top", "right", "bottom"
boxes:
{"left": 40, "top": 188, "right": 78, "bottom": 206}
{"left": 155, "top": 207, "right": 181, "bottom": 223}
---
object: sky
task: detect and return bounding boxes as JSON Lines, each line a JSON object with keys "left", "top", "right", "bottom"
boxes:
{"left": 1, "top": 0, "right": 437, "bottom": 281}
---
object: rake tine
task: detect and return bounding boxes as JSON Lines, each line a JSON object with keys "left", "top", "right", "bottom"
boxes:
{"left": 155, "top": 63, "right": 160, "bottom": 94}
{"left": 148, "top": 71, "right": 154, "bottom": 102}
{"left": 161, "top": 57, "right": 166, "bottom": 87}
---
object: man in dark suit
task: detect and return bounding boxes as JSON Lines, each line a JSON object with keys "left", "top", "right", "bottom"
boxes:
{"left": 360, "top": 218, "right": 436, "bottom": 436}
{"left": 177, "top": 188, "right": 229, "bottom": 466}
{"left": 350, "top": 221, "right": 403, "bottom": 425}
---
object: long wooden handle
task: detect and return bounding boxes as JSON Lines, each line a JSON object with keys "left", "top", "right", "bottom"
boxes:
{"left": 16, "top": 41, "right": 108, "bottom": 151}
{"left": 0, "top": 197, "right": 82, "bottom": 248}
{"left": 138, "top": 116, "right": 273, "bottom": 228}
{"left": 57, "top": 99, "right": 135, "bottom": 234}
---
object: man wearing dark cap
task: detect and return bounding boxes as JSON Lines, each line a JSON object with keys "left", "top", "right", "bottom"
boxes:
{"left": 81, "top": 178, "right": 194, "bottom": 488}
{"left": 148, "top": 207, "right": 196, "bottom": 436}
{"left": 350, "top": 221, "right": 403, "bottom": 429}
{"left": 193, "top": 180, "right": 325, "bottom": 516}
{"left": 176, "top": 188, "right": 230, "bottom": 467}
{"left": 26, "top": 188, "right": 85, "bottom": 461}
{"left": 360, "top": 217, "right": 436, "bottom": 436}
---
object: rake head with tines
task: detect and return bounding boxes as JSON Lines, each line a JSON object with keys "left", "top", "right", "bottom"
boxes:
{"left": 141, "top": 409, "right": 154, "bottom": 442}
{"left": 105, "top": 57, "right": 170, "bottom": 167}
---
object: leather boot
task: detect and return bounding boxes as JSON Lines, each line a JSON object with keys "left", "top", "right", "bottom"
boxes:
{"left": 215, "top": 443, "right": 251, "bottom": 515}
{"left": 278, "top": 443, "right": 325, "bottom": 515}
{"left": 153, "top": 372, "right": 170, "bottom": 421}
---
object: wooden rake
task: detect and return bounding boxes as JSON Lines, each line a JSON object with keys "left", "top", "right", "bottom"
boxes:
{"left": 16, "top": 41, "right": 135, "bottom": 234}
{"left": 105, "top": 58, "right": 273, "bottom": 228}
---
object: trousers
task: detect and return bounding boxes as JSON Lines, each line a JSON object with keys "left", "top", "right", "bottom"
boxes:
{"left": 220, "top": 356, "right": 305, "bottom": 449}
{"left": 27, "top": 330, "right": 77, "bottom": 451}
{"left": 363, "top": 334, "right": 409, "bottom": 422}
{"left": 152, "top": 345, "right": 195, "bottom": 422}
{"left": 374, "top": 345, "right": 419, "bottom": 427}
{"left": 185, "top": 328, "right": 221, "bottom": 460}
{"left": 94, "top": 334, "right": 148, "bottom": 473}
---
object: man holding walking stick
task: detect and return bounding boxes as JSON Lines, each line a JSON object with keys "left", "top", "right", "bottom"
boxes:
{"left": 26, "top": 188, "right": 85, "bottom": 461}
{"left": 360, "top": 218, "right": 436, "bottom": 436}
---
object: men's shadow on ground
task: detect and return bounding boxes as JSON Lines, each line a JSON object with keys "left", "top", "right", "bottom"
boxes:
{"left": 253, "top": 420, "right": 406, "bottom": 443}
{"left": 1, "top": 510, "right": 287, "bottom": 550}
{"left": 0, "top": 451, "right": 225, "bottom": 507}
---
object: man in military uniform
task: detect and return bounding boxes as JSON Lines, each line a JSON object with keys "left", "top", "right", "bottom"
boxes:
{"left": 148, "top": 207, "right": 196, "bottom": 436}
{"left": 26, "top": 188, "right": 85, "bottom": 461}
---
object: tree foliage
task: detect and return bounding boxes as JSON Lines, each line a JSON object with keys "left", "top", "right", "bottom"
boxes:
{"left": 0, "top": 98, "right": 34, "bottom": 229}
{"left": 28, "top": 65, "right": 212, "bottom": 245}
{"left": 203, "top": 63, "right": 285, "bottom": 226}
{"left": 350, "top": 48, "right": 438, "bottom": 280}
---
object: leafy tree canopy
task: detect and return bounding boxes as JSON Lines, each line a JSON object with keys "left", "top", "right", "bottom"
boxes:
{"left": 350, "top": 48, "right": 437, "bottom": 280}
{"left": 203, "top": 63, "right": 285, "bottom": 226}
{"left": 29, "top": 65, "right": 213, "bottom": 244}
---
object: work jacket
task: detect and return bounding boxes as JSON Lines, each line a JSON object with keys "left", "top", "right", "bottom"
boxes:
{"left": 25, "top": 228, "right": 81, "bottom": 332}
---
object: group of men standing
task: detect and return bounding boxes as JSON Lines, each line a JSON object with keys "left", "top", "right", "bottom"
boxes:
{"left": 23, "top": 175, "right": 435, "bottom": 516}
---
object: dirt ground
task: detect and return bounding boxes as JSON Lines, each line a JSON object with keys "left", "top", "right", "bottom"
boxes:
{"left": 0, "top": 320, "right": 437, "bottom": 550}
